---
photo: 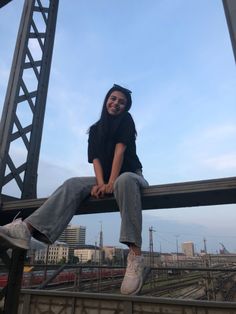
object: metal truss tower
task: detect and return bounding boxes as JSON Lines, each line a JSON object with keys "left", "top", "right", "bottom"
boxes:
{"left": 0, "top": 0, "right": 59, "bottom": 201}
{"left": 0, "top": 1, "right": 59, "bottom": 313}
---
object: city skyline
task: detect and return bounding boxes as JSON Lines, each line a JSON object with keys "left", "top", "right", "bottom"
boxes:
{"left": 58, "top": 222, "right": 231, "bottom": 255}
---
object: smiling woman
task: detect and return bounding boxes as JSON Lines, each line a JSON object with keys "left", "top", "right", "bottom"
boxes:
{"left": 0, "top": 83, "right": 149, "bottom": 296}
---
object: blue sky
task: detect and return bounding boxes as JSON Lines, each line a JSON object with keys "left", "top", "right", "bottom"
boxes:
{"left": 0, "top": 0, "right": 236, "bottom": 254}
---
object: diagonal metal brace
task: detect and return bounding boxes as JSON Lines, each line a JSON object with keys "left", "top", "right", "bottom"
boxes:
{"left": 38, "top": 264, "right": 66, "bottom": 289}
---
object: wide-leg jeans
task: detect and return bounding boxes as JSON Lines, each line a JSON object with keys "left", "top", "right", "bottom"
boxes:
{"left": 26, "top": 172, "right": 148, "bottom": 248}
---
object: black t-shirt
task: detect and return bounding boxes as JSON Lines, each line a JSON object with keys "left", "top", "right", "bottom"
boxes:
{"left": 88, "top": 112, "right": 142, "bottom": 182}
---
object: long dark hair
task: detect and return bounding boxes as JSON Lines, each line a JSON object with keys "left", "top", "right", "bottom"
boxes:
{"left": 89, "top": 84, "right": 135, "bottom": 143}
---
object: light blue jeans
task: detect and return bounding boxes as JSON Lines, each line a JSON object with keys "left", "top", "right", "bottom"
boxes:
{"left": 26, "top": 172, "right": 148, "bottom": 248}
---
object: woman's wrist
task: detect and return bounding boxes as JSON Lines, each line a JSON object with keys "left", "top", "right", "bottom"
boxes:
{"left": 96, "top": 181, "right": 105, "bottom": 186}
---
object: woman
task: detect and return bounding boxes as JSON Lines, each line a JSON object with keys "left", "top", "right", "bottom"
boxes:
{"left": 0, "top": 84, "right": 149, "bottom": 295}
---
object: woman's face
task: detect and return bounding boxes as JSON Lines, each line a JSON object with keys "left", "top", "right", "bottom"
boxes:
{"left": 106, "top": 91, "right": 127, "bottom": 116}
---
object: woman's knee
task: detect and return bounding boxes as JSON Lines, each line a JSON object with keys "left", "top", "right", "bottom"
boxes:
{"left": 62, "top": 177, "right": 87, "bottom": 192}
{"left": 63, "top": 177, "right": 79, "bottom": 188}
{"left": 63, "top": 177, "right": 96, "bottom": 191}
{"left": 114, "top": 172, "right": 136, "bottom": 191}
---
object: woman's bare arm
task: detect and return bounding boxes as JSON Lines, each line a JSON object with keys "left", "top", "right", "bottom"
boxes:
{"left": 91, "top": 158, "right": 105, "bottom": 198}
{"left": 106, "top": 143, "right": 126, "bottom": 193}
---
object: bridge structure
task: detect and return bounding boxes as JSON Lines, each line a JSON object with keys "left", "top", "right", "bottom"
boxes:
{"left": 0, "top": 0, "right": 236, "bottom": 313}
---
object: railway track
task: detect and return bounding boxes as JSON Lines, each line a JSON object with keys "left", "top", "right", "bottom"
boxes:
{"left": 140, "top": 268, "right": 236, "bottom": 301}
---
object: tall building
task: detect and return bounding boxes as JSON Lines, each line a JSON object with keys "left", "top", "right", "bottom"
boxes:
{"left": 182, "top": 241, "right": 195, "bottom": 257}
{"left": 59, "top": 225, "right": 86, "bottom": 256}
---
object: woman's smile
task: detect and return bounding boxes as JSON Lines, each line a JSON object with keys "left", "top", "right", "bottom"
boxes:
{"left": 106, "top": 91, "right": 127, "bottom": 116}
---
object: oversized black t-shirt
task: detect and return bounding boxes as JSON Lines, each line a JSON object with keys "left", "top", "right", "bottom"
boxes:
{"left": 88, "top": 112, "right": 142, "bottom": 182}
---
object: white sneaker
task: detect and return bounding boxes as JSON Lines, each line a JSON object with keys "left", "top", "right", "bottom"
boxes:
{"left": 120, "top": 251, "right": 144, "bottom": 295}
{"left": 0, "top": 218, "right": 31, "bottom": 250}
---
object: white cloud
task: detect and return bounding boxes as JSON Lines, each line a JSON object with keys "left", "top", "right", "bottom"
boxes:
{"left": 203, "top": 124, "right": 236, "bottom": 140}
{"left": 144, "top": 204, "right": 236, "bottom": 236}
{"left": 203, "top": 153, "right": 236, "bottom": 171}
{"left": 176, "top": 123, "right": 236, "bottom": 175}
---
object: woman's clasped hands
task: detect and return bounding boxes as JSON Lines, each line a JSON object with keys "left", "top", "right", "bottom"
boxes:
{"left": 91, "top": 182, "right": 114, "bottom": 199}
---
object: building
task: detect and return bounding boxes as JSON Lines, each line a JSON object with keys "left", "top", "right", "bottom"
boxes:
{"left": 35, "top": 242, "right": 69, "bottom": 264}
{"left": 59, "top": 224, "right": 86, "bottom": 256}
{"left": 103, "top": 246, "right": 124, "bottom": 265}
{"left": 142, "top": 250, "right": 161, "bottom": 266}
{"left": 74, "top": 245, "right": 100, "bottom": 264}
{"left": 182, "top": 241, "right": 195, "bottom": 257}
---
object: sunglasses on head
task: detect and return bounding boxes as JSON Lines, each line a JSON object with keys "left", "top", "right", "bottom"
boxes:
{"left": 113, "top": 84, "right": 132, "bottom": 94}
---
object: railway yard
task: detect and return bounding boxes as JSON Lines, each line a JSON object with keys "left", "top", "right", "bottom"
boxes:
{"left": 79, "top": 265, "right": 236, "bottom": 301}
{"left": 1, "top": 262, "right": 235, "bottom": 302}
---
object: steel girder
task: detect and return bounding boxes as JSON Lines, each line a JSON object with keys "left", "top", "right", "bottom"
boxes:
{"left": 0, "top": 0, "right": 12, "bottom": 8}
{"left": 0, "top": 1, "right": 59, "bottom": 313}
{"left": 0, "top": 0, "right": 59, "bottom": 201}
{"left": 223, "top": 0, "right": 236, "bottom": 63}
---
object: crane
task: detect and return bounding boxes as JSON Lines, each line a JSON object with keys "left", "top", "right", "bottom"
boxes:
{"left": 219, "top": 243, "right": 230, "bottom": 254}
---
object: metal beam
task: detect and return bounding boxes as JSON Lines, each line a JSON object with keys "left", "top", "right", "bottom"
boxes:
{"left": 0, "top": 0, "right": 59, "bottom": 199}
{"left": 222, "top": 0, "right": 236, "bottom": 63}
{"left": 0, "top": 0, "right": 12, "bottom": 8}
{"left": 0, "top": 1, "right": 59, "bottom": 313}
{"left": 4, "top": 250, "right": 26, "bottom": 314}
{"left": 1, "top": 176, "right": 236, "bottom": 225}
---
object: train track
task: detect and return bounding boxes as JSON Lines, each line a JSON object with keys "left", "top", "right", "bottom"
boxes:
{"left": 140, "top": 268, "right": 236, "bottom": 300}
